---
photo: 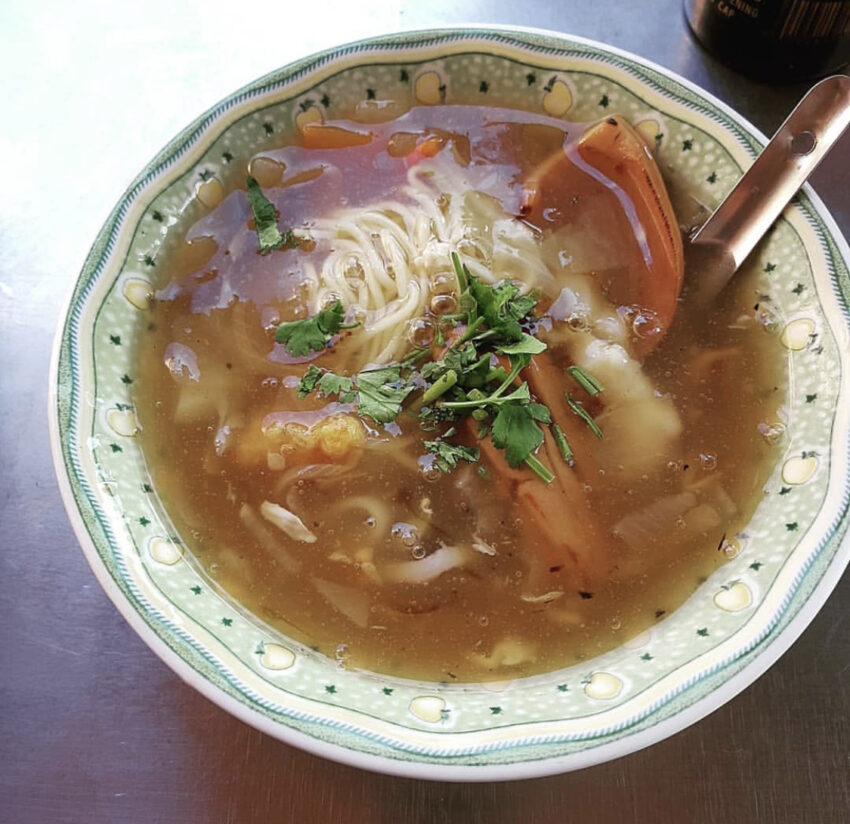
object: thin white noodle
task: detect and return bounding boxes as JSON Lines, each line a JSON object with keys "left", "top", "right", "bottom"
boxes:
{"left": 303, "top": 161, "right": 550, "bottom": 364}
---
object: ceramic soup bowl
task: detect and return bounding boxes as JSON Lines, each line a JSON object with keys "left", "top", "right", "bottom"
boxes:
{"left": 50, "top": 27, "right": 850, "bottom": 780}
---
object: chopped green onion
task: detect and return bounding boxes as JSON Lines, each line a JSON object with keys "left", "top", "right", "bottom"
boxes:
{"left": 551, "top": 424, "right": 574, "bottom": 465}
{"left": 451, "top": 251, "right": 477, "bottom": 325}
{"left": 485, "top": 366, "right": 510, "bottom": 384}
{"left": 567, "top": 365, "right": 604, "bottom": 396}
{"left": 403, "top": 347, "right": 431, "bottom": 365}
{"left": 450, "top": 251, "right": 468, "bottom": 293}
{"left": 422, "top": 369, "right": 458, "bottom": 404}
{"left": 524, "top": 453, "right": 555, "bottom": 484}
{"left": 452, "top": 316, "right": 486, "bottom": 346}
{"left": 566, "top": 393, "right": 603, "bottom": 439}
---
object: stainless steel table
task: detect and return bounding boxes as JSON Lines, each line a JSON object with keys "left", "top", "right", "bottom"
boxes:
{"left": 2, "top": 1, "right": 848, "bottom": 821}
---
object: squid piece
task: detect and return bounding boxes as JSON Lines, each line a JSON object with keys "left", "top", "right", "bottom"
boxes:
{"left": 523, "top": 116, "right": 684, "bottom": 353}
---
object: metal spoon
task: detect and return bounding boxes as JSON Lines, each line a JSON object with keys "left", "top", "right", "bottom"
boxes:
{"left": 690, "top": 74, "right": 850, "bottom": 304}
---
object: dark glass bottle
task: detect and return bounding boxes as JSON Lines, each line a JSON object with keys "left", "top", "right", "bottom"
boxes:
{"left": 685, "top": 0, "right": 850, "bottom": 82}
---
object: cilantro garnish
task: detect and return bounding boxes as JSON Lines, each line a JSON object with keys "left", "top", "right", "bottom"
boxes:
{"left": 297, "top": 364, "right": 413, "bottom": 424}
{"left": 292, "top": 251, "right": 606, "bottom": 483}
{"left": 246, "top": 176, "right": 300, "bottom": 254}
{"left": 468, "top": 277, "right": 537, "bottom": 344}
{"left": 275, "top": 300, "right": 358, "bottom": 357}
{"left": 424, "top": 441, "right": 480, "bottom": 473}
{"left": 566, "top": 393, "right": 604, "bottom": 439}
{"left": 356, "top": 366, "right": 415, "bottom": 423}
{"left": 551, "top": 424, "right": 574, "bottom": 465}
{"left": 297, "top": 364, "right": 355, "bottom": 401}
{"left": 567, "top": 365, "right": 604, "bottom": 396}
{"left": 490, "top": 403, "right": 546, "bottom": 468}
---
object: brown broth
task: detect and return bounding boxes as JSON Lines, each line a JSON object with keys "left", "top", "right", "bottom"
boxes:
{"left": 134, "top": 105, "right": 785, "bottom": 682}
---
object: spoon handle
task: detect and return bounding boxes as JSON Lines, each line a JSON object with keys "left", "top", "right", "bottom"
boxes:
{"left": 691, "top": 74, "right": 850, "bottom": 298}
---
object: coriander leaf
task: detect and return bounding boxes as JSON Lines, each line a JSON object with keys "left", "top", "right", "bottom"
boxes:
{"left": 498, "top": 333, "right": 547, "bottom": 355}
{"left": 439, "top": 381, "right": 530, "bottom": 410}
{"left": 424, "top": 440, "right": 480, "bottom": 473}
{"left": 356, "top": 366, "right": 415, "bottom": 423}
{"left": 297, "top": 364, "right": 324, "bottom": 397}
{"left": 422, "top": 341, "right": 488, "bottom": 389}
{"left": 443, "top": 341, "right": 479, "bottom": 373}
{"left": 499, "top": 382, "right": 532, "bottom": 404}
{"left": 456, "top": 353, "right": 492, "bottom": 389}
{"left": 490, "top": 402, "right": 545, "bottom": 468}
{"left": 246, "top": 176, "right": 300, "bottom": 254}
{"left": 297, "top": 366, "right": 355, "bottom": 402}
{"left": 468, "top": 278, "right": 537, "bottom": 342}
{"left": 319, "top": 372, "right": 355, "bottom": 402}
{"left": 527, "top": 403, "right": 551, "bottom": 423}
{"left": 275, "top": 300, "right": 354, "bottom": 357}
{"left": 419, "top": 360, "right": 445, "bottom": 381}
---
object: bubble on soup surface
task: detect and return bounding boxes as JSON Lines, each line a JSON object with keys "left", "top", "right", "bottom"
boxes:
{"left": 259, "top": 643, "right": 295, "bottom": 670}
{"left": 757, "top": 420, "right": 786, "bottom": 445}
{"left": 418, "top": 455, "right": 441, "bottom": 482}
{"left": 409, "top": 695, "right": 447, "bottom": 723}
{"left": 334, "top": 644, "right": 351, "bottom": 665}
{"left": 430, "top": 293, "right": 459, "bottom": 316}
{"left": 408, "top": 317, "right": 434, "bottom": 347}
{"left": 699, "top": 452, "right": 717, "bottom": 471}
{"left": 719, "top": 535, "right": 744, "bottom": 559}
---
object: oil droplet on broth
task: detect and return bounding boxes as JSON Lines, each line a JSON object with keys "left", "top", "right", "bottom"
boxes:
{"left": 408, "top": 317, "right": 434, "bottom": 347}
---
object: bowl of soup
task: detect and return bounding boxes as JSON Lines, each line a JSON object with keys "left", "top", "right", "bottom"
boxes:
{"left": 50, "top": 27, "right": 850, "bottom": 779}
